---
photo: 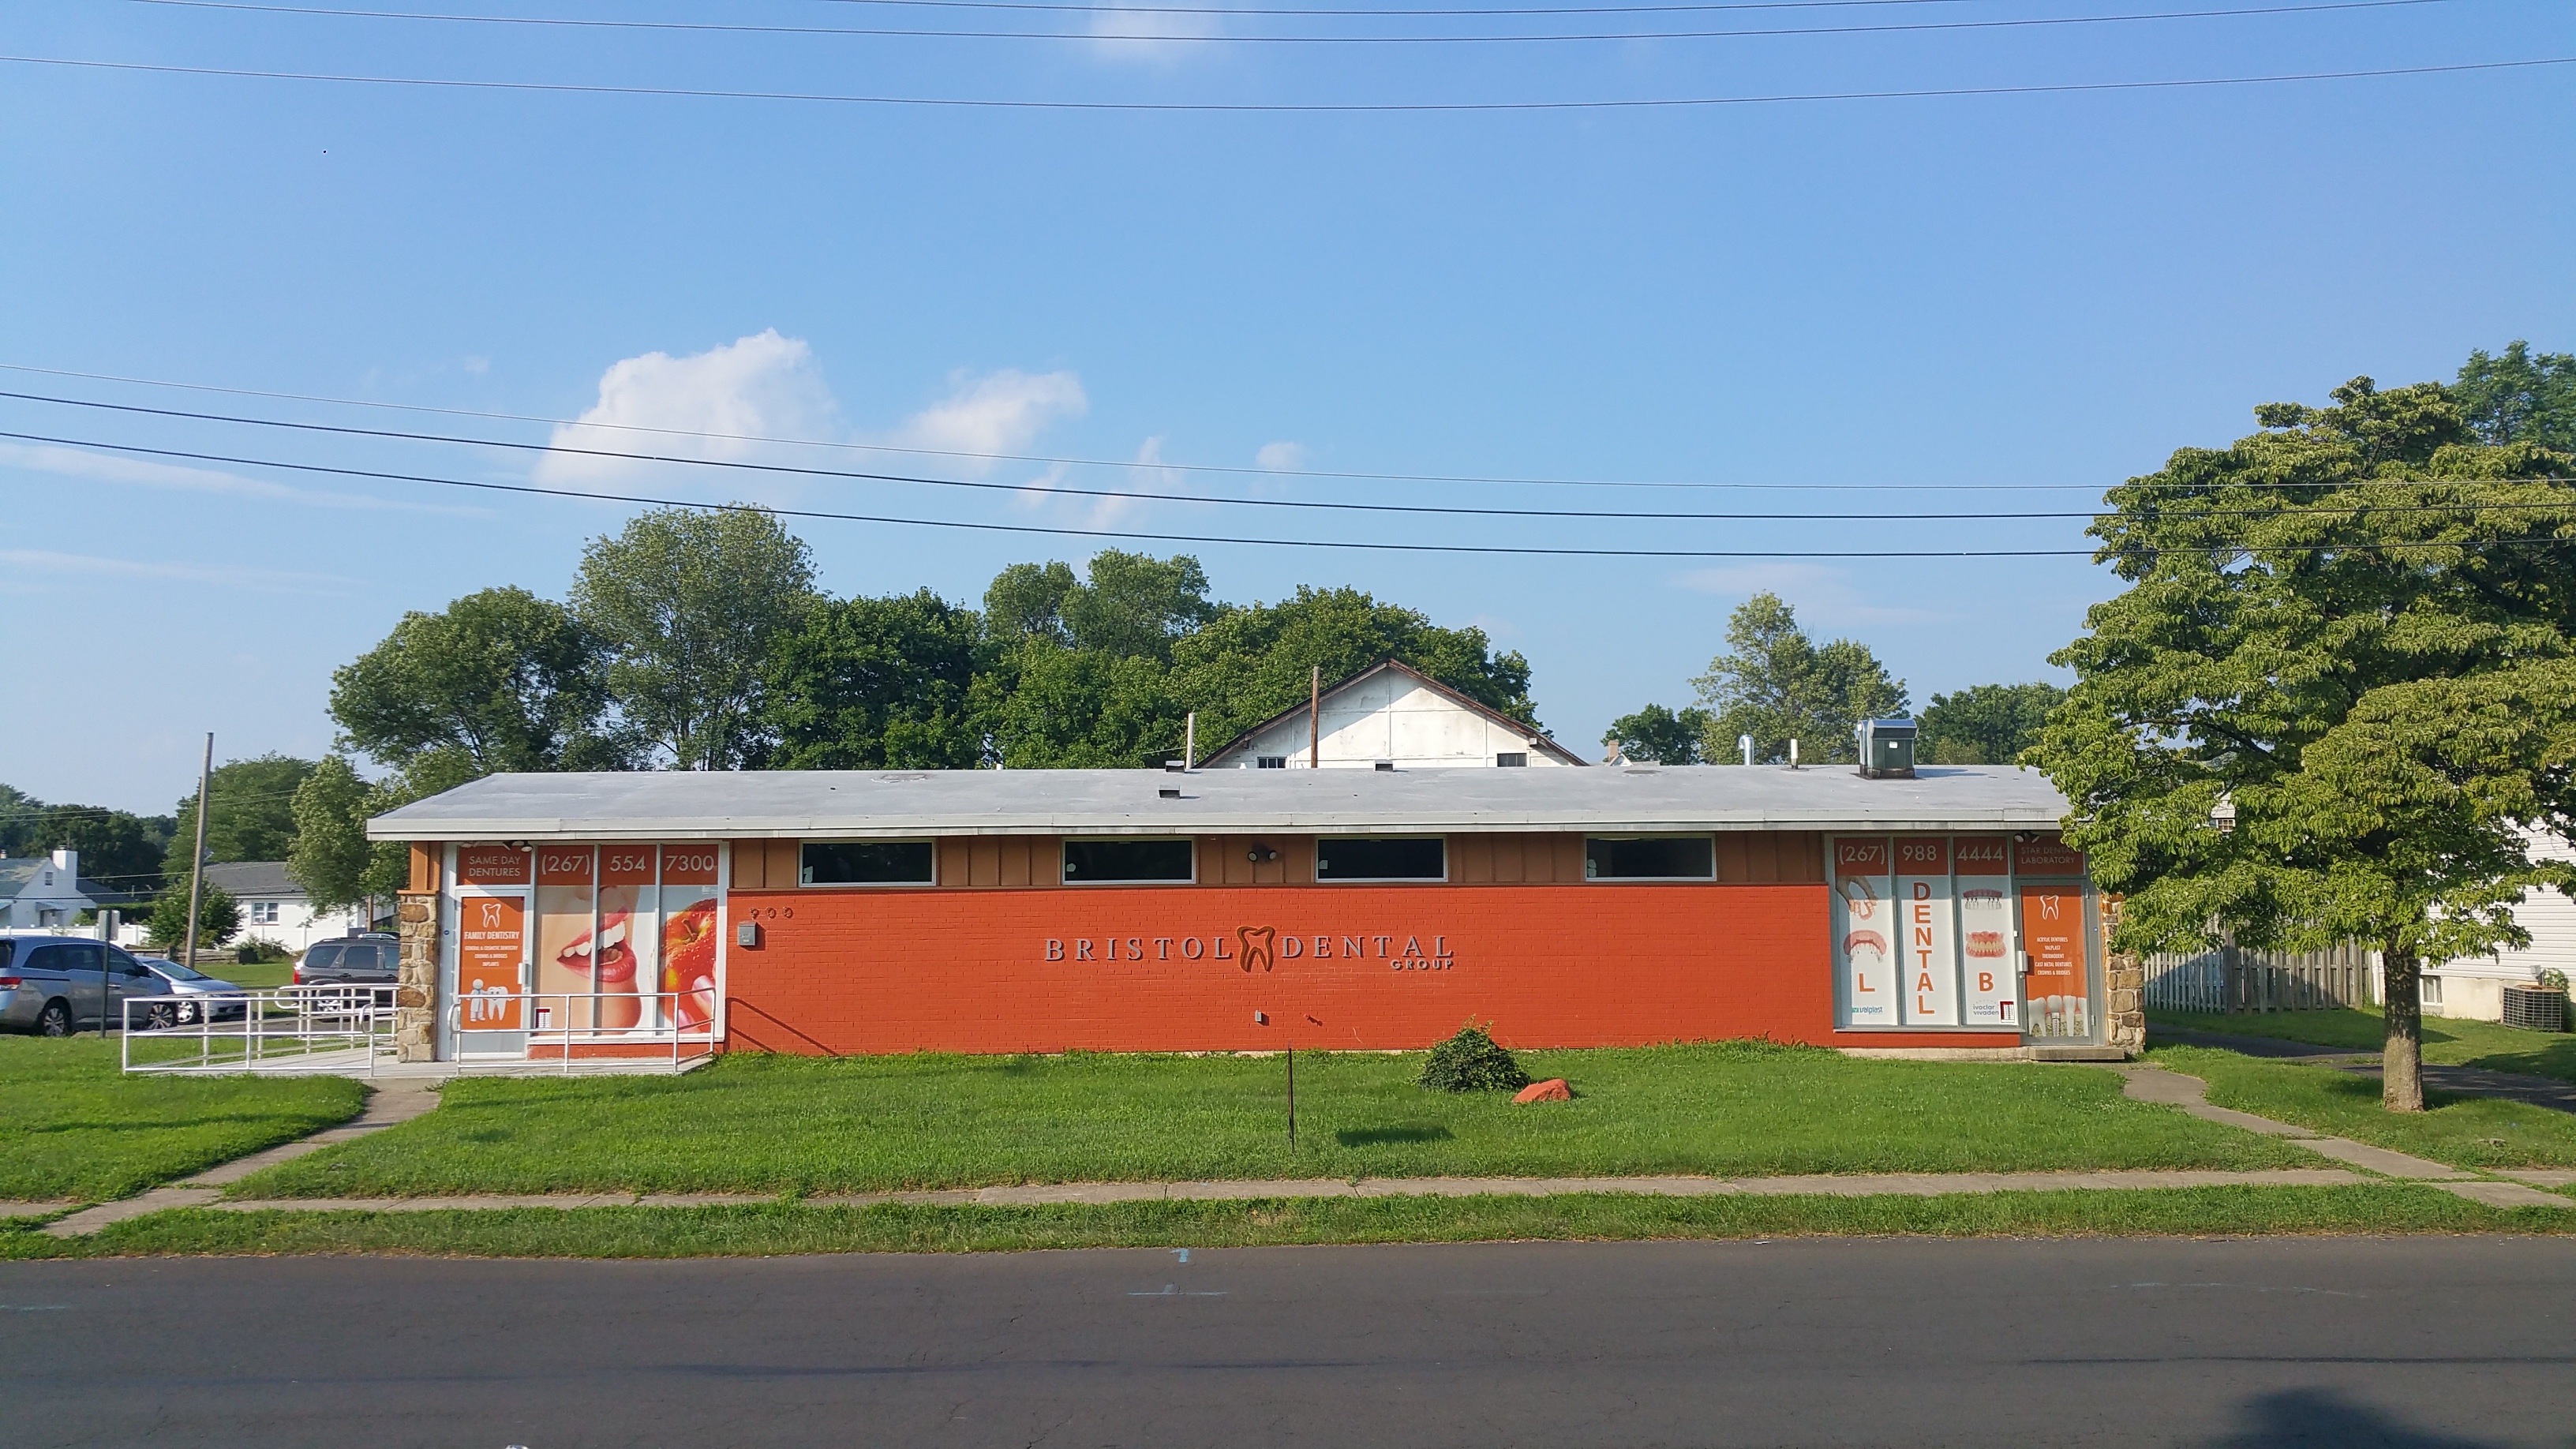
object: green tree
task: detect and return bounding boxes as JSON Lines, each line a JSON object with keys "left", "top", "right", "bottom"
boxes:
{"left": 572, "top": 505, "right": 819, "bottom": 769}
{"left": 766, "top": 589, "right": 985, "bottom": 769}
{"left": 148, "top": 880, "right": 240, "bottom": 953}
{"left": 0, "top": 783, "right": 45, "bottom": 856}
{"left": 2453, "top": 340, "right": 2575, "bottom": 452}
{"left": 2033, "top": 374, "right": 2576, "bottom": 1111}
{"left": 287, "top": 751, "right": 483, "bottom": 913}
{"left": 1170, "top": 585, "right": 1539, "bottom": 755}
{"left": 1689, "top": 593, "right": 1907, "bottom": 764}
{"left": 330, "top": 586, "right": 626, "bottom": 774}
{"left": 1602, "top": 704, "right": 1712, "bottom": 764}
{"left": 34, "top": 805, "right": 167, "bottom": 889}
{"left": 1918, "top": 682, "right": 2067, "bottom": 765}
{"left": 163, "top": 754, "right": 318, "bottom": 875}
{"left": 974, "top": 637, "right": 1181, "bottom": 768}
{"left": 1061, "top": 551, "right": 1223, "bottom": 662}
{"left": 983, "top": 560, "right": 1078, "bottom": 645}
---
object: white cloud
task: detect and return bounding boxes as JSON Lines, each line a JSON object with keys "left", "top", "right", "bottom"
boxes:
{"left": 888, "top": 369, "right": 1088, "bottom": 477}
{"left": 1673, "top": 562, "right": 1941, "bottom": 627}
{"left": 1255, "top": 441, "right": 1305, "bottom": 472}
{"left": 0, "top": 549, "right": 350, "bottom": 594}
{"left": 534, "top": 329, "right": 842, "bottom": 494}
{"left": 1086, "top": 2, "right": 1225, "bottom": 61}
{"left": 0, "top": 443, "right": 479, "bottom": 515}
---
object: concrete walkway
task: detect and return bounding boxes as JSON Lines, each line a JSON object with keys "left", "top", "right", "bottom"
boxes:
{"left": 2111, "top": 1065, "right": 2572, "bottom": 1209}
{"left": 17, "top": 1065, "right": 2570, "bottom": 1236}
{"left": 36, "top": 1080, "right": 444, "bottom": 1238}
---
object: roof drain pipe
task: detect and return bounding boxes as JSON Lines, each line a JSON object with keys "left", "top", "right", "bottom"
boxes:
{"left": 1739, "top": 734, "right": 1754, "bottom": 767}
{"left": 1788, "top": 739, "right": 1799, "bottom": 770}
{"left": 1185, "top": 712, "right": 1196, "bottom": 771}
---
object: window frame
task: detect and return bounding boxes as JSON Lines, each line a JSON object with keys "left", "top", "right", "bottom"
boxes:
{"left": 799, "top": 839, "right": 939, "bottom": 889}
{"left": 1256, "top": 755, "right": 1288, "bottom": 769}
{"left": 1314, "top": 835, "right": 1449, "bottom": 884}
{"left": 1061, "top": 837, "right": 1198, "bottom": 886}
{"left": 1583, "top": 833, "right": 1718, "bottom": 882}
{"left": 1496, "top": 752, "right": 1529, "bottom": 767}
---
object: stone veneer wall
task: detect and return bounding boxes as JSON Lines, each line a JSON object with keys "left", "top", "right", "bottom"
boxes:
{"left": 2102, "top": 893, "right": 2144, "bottom": 1058}
{"left": 395, "top": 868, "right": 440, "bottom": 1063}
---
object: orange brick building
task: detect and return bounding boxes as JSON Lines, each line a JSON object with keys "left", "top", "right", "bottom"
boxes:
{"left": 373, "top": 764, "right": 2118, "bottom": 1064}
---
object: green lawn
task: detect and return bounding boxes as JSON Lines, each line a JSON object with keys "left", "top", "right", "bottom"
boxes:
{"left": 231, "top": 1041, "right": 2308, "bottom": 1199}
{"left": 2151, "top": 1008, "right": 2576, "bottom": 1084}
{"left": 0, "top": 1037, "right": 365, "bottom": 1202}
{"left": 2150, "top": 1045, "right": 2576, "bottom": 1170}
{"left": 216, "top": 960, "right": 296, "bottom": 990}
{"left": 8, "top": 1184, "right": 2567, "bottom": 1260}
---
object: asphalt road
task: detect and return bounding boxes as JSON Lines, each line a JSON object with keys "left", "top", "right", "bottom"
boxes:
{"left": 6, "top": 1237, "right": 2573, "bottom": 1447}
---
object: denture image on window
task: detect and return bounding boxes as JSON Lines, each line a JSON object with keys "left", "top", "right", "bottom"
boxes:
{"left": 1962, "top": 888, "right": 2005, "bottom": 911}
{"left": 1966, "top": 930, "right": 2007, "bottom": 958}
{"left": 1843, "top": 929, "right": 1888, "bottom": 963}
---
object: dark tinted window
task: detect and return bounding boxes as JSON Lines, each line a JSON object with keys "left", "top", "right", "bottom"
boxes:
{"left": 1062, "top": 839, "right": 1194, "bottom": 883}
{"left": 0, "top": 941, "right": 13, "bottom": 970}
{"left": 1316, "top": 837, "right": 1446, "bottom": 881}
{"left": 361, "top": 943, "right": 399, "bottom": 973}
{"left": 110, "top": 948, "right": 147, "bottom": 975}
{"left": 301, "top": 942, "right": 344, "bottom": 972}
{"left": 46, "top": 942, "right": 103, "bottom": 973}
{"left": 1586, "top": 836, "right": 1716, "bottom": 880}
{"left": 802, "top": 841, "right": 935, "bottom": 886}
{"left": 20, "top": 943, "right": 64, "bottom": 974}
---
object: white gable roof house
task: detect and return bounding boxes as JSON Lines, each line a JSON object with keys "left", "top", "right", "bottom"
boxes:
{"left": 204, "top": 862, "right": 372, "bottom": 953}
{"left": 1199, "top": 661, "right": 1588, "bottom": 771}
{"left": 0, "top": 849, "right": 96, "bottom": 930}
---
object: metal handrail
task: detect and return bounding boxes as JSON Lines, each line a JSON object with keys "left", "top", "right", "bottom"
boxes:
{"left": 447, "top": 990, "right": 716, "bottom": 1074}
{"left": 121, "top": 985, "right": 400, "bottom": 1076}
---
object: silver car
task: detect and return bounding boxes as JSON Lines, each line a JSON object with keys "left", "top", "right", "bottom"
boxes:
{"left": 137, "top": 957, "right": 251, "bottom": 1022}
{"left": 0, "top": 934, "right": 174, "bottom": 1035}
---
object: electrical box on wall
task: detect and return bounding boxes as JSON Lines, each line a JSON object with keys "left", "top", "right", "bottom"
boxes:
{"left": 736, "top": 921, "right": 761, "bottom": 949}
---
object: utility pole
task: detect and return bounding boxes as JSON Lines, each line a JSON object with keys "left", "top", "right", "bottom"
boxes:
{"left": 1309, "top": 665, "right": 1321, "bottom": 769}
{"left": 182, "top": 732, "right": 212, "bottom": 970}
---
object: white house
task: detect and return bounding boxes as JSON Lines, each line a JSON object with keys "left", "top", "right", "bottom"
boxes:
{"left": 0, "top": 849, "right": 95, "bottom": 929}
{"left": 2428, "top": 829, "right": 2576, "bottom": 1021}
{"left": 202, "top": 861, "right": 372, "bottom": 953}
{"left": 1199, "top": 661, "right": 1588, "bottom": 771}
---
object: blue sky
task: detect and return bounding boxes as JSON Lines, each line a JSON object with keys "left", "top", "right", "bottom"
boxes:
{"left": 3, "top": 0, "right": 2569, "bottom": 813}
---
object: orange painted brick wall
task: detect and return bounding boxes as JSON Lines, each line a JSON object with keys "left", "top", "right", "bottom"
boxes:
{"left": 721, "top": 881, "right": 1883, "bottom": 1054}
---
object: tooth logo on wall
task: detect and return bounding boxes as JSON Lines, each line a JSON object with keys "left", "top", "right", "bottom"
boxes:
{"left": 1237, "top": 925, "right": 1277, "bottom": 972}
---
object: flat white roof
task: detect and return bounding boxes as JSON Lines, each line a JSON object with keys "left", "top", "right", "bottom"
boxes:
{"left": 369, "top": 764, "right": 2069, "bottom": 842}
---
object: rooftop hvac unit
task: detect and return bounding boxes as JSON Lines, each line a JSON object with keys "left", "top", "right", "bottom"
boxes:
{"left": 1856, "top": 717, "right": 1918, "bottom": 779}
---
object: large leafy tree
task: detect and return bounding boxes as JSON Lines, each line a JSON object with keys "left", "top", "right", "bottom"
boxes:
{"left": 573, "top": 504, "right": 819, "bottom": 769}
{"left": 766, "top": 589, "right": 985, "bottom": 769}
{"left": 1919, "top": 682, "right": 2067, "bottom": 765}
{"left": 330, "top": 586, "right": 626, "bottom": 774}
{"left": 975, "top": 637, "right": 1181, "bottom": 768}
{"left": 2453, "top": 340, "right": 2575, "bottom": 452}
{"left": 1690, "top": 593, "right": 1907, "bottom": 765}
{"left": 0, "top": 786, "right": 171, "bottom": 889}
{"left": 288, "top": 750, "right": 483, "bottom": 912}
{"left": 163, "top": 754, "right": 318, "bottom": 875}
{"left": 1602, "top": 704, "right": 1712, "bottom": 764}
{"left": 1171, "top": 585, "right": 1539, "bottom": 756}
{"left": 2035, "top": 375, "right": 2576, "bottom": 1110}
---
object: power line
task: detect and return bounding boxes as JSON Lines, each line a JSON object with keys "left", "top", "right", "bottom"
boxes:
{"left": 8, "top": 429, "right": 2571, "bottom": 560}
{"left": 7, "top": 390, "right": 2570, "bottom": 523}
{"left": 4, "top": 362, "right": 2559, "bottom": 498}
{"left": 805, "top": 0, "right": 1984, "bottom": 14}
{"left": 6, "top": 51, "right": 2563, "bottom": 113}
{"left": 0, "top": 362, "right": 2091, "bottom": 492}
{"left": 119, "top": 0, "right": 2451, "bottom": 46}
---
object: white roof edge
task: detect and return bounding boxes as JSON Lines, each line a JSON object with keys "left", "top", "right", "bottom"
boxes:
{"left": 366, "top": 814, "right": 2061, "bottom": 841}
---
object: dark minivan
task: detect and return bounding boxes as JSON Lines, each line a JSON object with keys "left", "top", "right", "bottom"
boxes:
{"left": 294, "top": 935, "right": 401, "bottom": 991}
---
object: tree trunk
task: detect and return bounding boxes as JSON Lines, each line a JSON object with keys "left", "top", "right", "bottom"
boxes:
{"left": 2382, "top": 940, "right": 2426, "bottom": 1113}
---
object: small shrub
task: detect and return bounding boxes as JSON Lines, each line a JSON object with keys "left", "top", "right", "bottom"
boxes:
{"left": 234, "top": 938, "right": 288, "bottom": 964}
{"left": 2540, "top": 968, "right": 2570, "bottom": 994}
{"left": 1418, "top": 1020, "right": 1532, "bottom": 1093}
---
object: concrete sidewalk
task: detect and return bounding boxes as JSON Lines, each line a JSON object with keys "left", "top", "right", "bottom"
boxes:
{"left": 35, "top": 1080, "right": 443, "bottom": 1238}
{"left": 16, "top": 1065, "right": 2569, "bottom": 1236}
